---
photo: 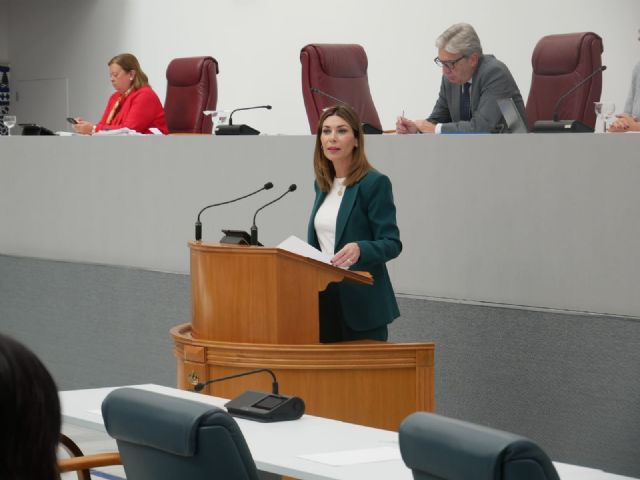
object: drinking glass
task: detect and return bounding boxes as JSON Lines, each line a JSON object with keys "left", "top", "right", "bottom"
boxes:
{"left": 594, "top": 102, "right": 615, "bottom": 133}
{"left": 2, "top": 115, "right": 16, "bottom": 136}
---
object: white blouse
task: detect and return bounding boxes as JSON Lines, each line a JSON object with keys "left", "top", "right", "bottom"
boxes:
{"left": 314, "top": 177, "right": 346, "bottom": 254}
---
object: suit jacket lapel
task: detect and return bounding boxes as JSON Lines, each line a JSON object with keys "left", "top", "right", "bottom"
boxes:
{"left": 335, "top": 182, "right": 359, "bottom": 249}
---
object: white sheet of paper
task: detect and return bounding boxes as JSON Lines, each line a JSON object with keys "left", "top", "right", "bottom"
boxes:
{"left": 552, "top": 462, "right": 606, "bottom": 479}
{"left": 298, "top": 446, "right": 401, "bottom": 466}
{"left": 277, "top": 235, "right": 332, "bottom": 264}
{"left": 93, "top": 127, "right": 143, "bottom": 136}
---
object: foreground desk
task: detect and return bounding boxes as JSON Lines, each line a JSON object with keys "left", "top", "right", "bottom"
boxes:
{"left": 61, "top": 384, "right": 412, "bottom": 480}
{"left": 173, "top": 242, "right": 435, "bottom": 431}
{"left": 60, "top": 384, "right": 638, "bottom": 480}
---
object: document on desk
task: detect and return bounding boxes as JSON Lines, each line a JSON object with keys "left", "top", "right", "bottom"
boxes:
{"left": 298, "top": 446, "right": 401, "bottom": 466}
{"left": 277, "top": 235, "right": 332, "bottom": 264}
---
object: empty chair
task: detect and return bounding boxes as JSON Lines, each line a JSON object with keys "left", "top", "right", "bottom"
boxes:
{"left": 399, "top": 412, "right": 560, "bottom": 480}
{"left": 165, "top": 56, "right": 219, "bottom": 134}
{"left": 102, "top": 388, "right": 260, "bottom": 480}
{"left": 526, "top": 32, "right": 603, "bottom": 130}
{"left": 300, "top": 43, "right": 382, "bottom": 133}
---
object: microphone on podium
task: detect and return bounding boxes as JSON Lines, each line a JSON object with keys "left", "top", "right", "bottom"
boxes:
{"left": 215, "top": 105, "right": 272, "bottom": 135}
{"left": 532, "top": 65, "right": 607, "bottom": 133}
{"left": 250, "top": 184, "right": 297, "bottom": 246}
{"left": 194, "top": 182, "right": 273, "bottom": 241}
{"left": 310, "top": 87, "right": 383, "bottom": 134}
{"left": 193, "top": 368, "right": 305, "bottom": 422}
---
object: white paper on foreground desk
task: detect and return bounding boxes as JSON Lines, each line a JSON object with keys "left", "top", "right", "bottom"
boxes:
{"left": 298, "top": 446, "right": 401, "bottom": 466}
{"left": 278, "top": 235, "right": 332, "bottom": 264}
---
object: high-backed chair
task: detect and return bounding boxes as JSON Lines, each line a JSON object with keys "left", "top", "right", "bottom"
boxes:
{"left": 300, "top": 43, "right": 382, "bottom": 133}
{"left": 526, "top": 32, "right": 603, "bottom": 130}
{"left": 165, "top": 56, "right": 219, "bottom": 134}
{"left": 100, "top": 388, "right": 260, "bottom": 480}
{"left": 399, "top": 412, "right": 560, "bottom": 480}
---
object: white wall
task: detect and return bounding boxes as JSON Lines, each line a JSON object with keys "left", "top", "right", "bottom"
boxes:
{"left": 0, "top": 0, "right": 8, "bottom": 63}
{"left": 2, "top": 135, "right": 640, "bottom": 317}
{"left": 7, "top": 0, "right": 640, "bottom": 133}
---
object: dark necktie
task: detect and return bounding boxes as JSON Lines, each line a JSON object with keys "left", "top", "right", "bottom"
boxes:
{"left": 460, "top": 82, "right": 472, "bottom": 121}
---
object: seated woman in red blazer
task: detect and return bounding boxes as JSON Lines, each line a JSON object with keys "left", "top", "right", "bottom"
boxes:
{"left": 74, "top": 53, "right": 168, "bottom": 135}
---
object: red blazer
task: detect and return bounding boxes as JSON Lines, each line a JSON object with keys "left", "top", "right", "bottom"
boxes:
{"left": 96, "top": 85, "right": 169, "bottom": 134}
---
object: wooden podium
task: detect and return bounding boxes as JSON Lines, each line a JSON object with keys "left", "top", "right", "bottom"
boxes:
{"left": 171, "top": 241, "right": 434, "bottom": 431}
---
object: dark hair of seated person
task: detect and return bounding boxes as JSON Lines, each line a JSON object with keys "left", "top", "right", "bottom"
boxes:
{"left": 0, "top": 333, "right": 61, "bottom": 480}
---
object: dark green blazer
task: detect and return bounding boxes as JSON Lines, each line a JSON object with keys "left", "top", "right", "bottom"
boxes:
{"left": 307, "top": 169, "right": 402, "bottom": 331}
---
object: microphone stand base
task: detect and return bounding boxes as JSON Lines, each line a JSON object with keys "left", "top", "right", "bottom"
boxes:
{"left": 225, "top": 390, "right": 305, "bottom": 422}
{"left": 216, "top": 124, "right": 260, "bottom": 135}
{"left": 362, "top": 123, "right": 383, "bottom": 134}
{"left": 532, "top": 120, "right": 593, "bottom": 133}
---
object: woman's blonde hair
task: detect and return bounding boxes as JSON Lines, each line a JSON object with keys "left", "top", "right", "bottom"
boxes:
{"left": 108, "top": 53, "right": 149, "bottom": 89}
{"left": 313, "top": 105, "right": 371, "bottom": 192}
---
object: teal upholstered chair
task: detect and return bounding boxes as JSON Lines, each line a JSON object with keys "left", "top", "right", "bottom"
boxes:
{"left": 101, "top": 388, "right": 260, "bottom": 480}
{"left": 399, "top": 412, "right": 560, "bottom": 480}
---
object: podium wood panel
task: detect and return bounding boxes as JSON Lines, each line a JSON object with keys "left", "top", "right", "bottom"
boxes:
{"left": 172, "top": 324, "right": 435, "bottom": 431}
{"left": 189, "top": 241, "right": 372, "bottom": 344}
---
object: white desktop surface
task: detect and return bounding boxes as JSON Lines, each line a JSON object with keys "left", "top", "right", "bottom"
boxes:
{"left": 60, "top": 384, "right": 411, "bottom": 480}
{"left": 60, "top": 384, "right": 638, "bottom": 480}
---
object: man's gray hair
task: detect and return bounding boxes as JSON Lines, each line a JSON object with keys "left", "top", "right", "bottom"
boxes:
{"left": 435, "top": 23, "right": 483, "bottom": 56}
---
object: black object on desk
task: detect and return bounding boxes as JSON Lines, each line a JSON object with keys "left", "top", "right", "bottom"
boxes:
{"left": 20, "top": 123, "right": 55, "bottom": 135}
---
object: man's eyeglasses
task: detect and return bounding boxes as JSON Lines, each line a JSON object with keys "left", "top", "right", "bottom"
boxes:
{"left": 434, "top": 56, "right": 466, "bottom": 70}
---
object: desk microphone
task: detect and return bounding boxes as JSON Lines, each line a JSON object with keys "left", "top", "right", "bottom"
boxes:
{"left": 310, "top": 87, "right": 383, "bottom": 134}
{"left": 532, "top": 65, "right": 606, "bottom": 133}
{"left": 250, "top": 184, "right": 297, "bottom": 246}
{"left": 215, "top": 105, "right": 272, "bottom": 135}
{"left": 552, "top": 65, "right": 606, "bottom": 122}
{"left": 194, "top": 182, "right": 273, "bottom": 241}
{"left": 193, "top": 368, "right": 305, "bottom": 422}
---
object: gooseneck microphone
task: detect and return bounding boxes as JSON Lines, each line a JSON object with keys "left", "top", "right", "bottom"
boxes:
{"left": 250, "top": 184, "right": 297, "bottom": 246}
{"left": 194, "top": 368, "right": 279, "bottom": 394}
{"left": 532, "top": 65, "right": 607, "bottom": 133}
{"left": 194, "top": 182, "right": 273, "bottom": 241}
{"left": 310, "top": 87, "right": 383, "bottom": 134}
{"left": 227, "top": 105, "right": 272, "bottom": 125}
{"left": 552, "top": 65, "right": 607, "bottom": 122}
{"left": 216, "top": 105, "right": 272, "bottom": 135}
{"left": 310, "top": 87, "right": 345, "bottom": 106}
{"left": 194, "top": 367, "right": 305, "bottom": 423}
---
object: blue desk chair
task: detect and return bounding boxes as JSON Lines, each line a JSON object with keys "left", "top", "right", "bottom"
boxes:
{"left": 399, "top": 412, "right": 560, "bottom": 480}
{"left": 101, "top": 388, "right": 260, "bottom": 480}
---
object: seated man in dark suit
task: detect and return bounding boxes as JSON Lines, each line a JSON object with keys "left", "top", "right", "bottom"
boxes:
{"left": 396, "top": 23, "right": 527, "bottom": 134}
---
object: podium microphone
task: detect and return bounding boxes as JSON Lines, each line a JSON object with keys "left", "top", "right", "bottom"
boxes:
{"left": 533, "top": 65, "right": 607, "bottom": 133}
{"left": 195, "top": 182, "right": 273, "bottom": 241}
{"left": 215, "top": 105, "right": 272, "bottom": 135}
{"left": 193, "top": 368, "right": 305, "bottom": 422}
{"left": 310, "top": 87, "right": 383, "bottom": 134}
{"left": 250, "top": 184, "right": 297, "bottom": 246}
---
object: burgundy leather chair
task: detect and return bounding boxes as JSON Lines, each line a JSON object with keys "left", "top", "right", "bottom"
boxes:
{"left": 300, "top": 44, "right": 382, "bottom": 133}
{"left": 164, "top": 56, "right": 219, "bottom": 134}
{"left": 526, "top": 32, "right": 603, "bottom": 130}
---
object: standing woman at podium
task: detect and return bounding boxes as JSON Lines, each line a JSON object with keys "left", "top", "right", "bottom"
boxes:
{"left": 308, "top": 105, "right": 402, "bottom": 342}
{"left": 73, "top": 53, "right": 168, "bottom": 135}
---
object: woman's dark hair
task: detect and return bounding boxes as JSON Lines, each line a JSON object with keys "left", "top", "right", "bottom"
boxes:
{"left": 313, "top": 104, "right": 372, "bottom": 192}
{"left": 0, "top": 333, "right": 61, "bottom": 480}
